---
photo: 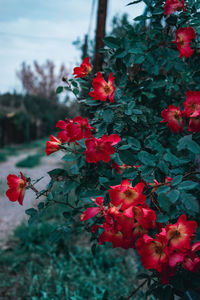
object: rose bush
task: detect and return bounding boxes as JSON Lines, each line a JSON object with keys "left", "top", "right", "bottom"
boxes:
{"left": 6, "top": 0, "right": 200, "bottom": 298}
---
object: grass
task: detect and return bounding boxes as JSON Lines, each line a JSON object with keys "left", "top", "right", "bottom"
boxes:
{"left": 0, "top": 205, "right": 148, "bottom": 300}
{"left": 15, "top": 153, "right": 43, "bottom": 168}
{"left": 0, "top": 136, "right": 48, "bottom": 164}
{"left": 0, "top": 146, "right": 19, "bottom": 162}
{"left": 0, "top": 152, "right": 7, "bottom": 162}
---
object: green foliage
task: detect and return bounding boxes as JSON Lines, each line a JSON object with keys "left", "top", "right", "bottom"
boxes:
{"left": 0, "top": 93, "right": 77, "bottom": 146}
{"left": 16, "top": 153, "right": 43, "bottom": 168}
{"left": 0, "top": 206, "right": 145, "bottom": 300}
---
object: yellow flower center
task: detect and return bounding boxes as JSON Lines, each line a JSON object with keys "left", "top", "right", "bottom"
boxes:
{"left": 104, "top": 84, "right": 111, "bottom": 94}
{"left": 19, "top": 180, "right": 25, "bottom": 189}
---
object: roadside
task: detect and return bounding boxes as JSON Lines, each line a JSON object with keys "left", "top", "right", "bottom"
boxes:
{"left": 0, "top": 144, "right": 63, "bottom": 244}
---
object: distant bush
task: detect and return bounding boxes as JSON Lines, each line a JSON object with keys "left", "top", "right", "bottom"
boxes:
{"left": 0, "top": 93, "right": 79, "bottom": 146}
{"left": 16, "top": 153, "right": 42, "bottom": 168}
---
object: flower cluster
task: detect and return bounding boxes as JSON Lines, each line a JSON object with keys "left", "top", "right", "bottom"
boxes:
{"left": 161, "top": 91, "right": 200, "bottom": 133}
{"left": 84, "top": 134, "right": 121, "bottom": 163}
{"left": 73, "top": 57, "right": 115, "bottom": 103}
{"left": 164, "top": 1, "right": 196, "bottom": 58}
{"left": 80, "top": 179, "right": 156, "bottom": 249}
{"left": 45, "top": 116, "right": 121, "bottom": 164}
{"left": 136, "top": 215, "right": 200, "bottom": 283}
{"left": 56, "top": 116, "right": 95, "bottom": 144}
{"left": 80, "top": 182, "right": 200, "bottom": 283}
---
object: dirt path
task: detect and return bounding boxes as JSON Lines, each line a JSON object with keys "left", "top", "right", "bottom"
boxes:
{"left": 0, "top": 149, "right": 63, "bottom": 244}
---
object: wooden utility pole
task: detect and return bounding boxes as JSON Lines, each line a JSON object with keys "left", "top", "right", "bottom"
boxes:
{"left": 93, "top": 0, "right": 108, "bottom": 74}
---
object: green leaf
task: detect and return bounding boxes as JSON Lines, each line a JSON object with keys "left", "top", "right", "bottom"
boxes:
{"left": 156, "top": 186, "right": 170, "bottom": 195}
{"left": 99, "top": 177, "right": 109, "bottom": 185}
{"left": 132, "top": 109, "right": 142, "bottom": 115}
{"left": 119, "top": 150, "right": 134, "bottom": 165}
{"left": 56, "top": 86, "right": 63, "bottom": 94}
{"left": 70, "top": 164, "right": 79, "bottom": 175}
{"left": 127, "top": 0, "right": 141, "bottom": 5}
{"left": 25, "top": 208, "right": 37, "bottom": 216}
{"left": 178, "top": 180, "right": 198, "bottom": 190}
{"left": 157, "top": 194, "right": 171, "bottom": 213}
{"left": 134, "top": 56, "right": 145, "bottom": 64}
{"left": 138, "top": 151, "right": 157, "bottom": 167}
{"left": 73, "top": 88, "right": 79, "bottom": 96}
{"left": 129, "top": 48, "right": 144, "bottom": 55}
{"left": 71, "top": 80, "right": 78, "bottom": 87}
{"left": 80, "top": 190, "right": 104, "bottom": 201}
{"left": 158, "top": 161, "right": 169, "bottom": 175}
{"left": 177, "top": 135, "right": 200, "bottom": 155}
{"left": 168, "top": 190, "right": 180, "bottom": 203}
{"left": 62, "top": 153, "right": 80, "bottom": 162}
{"left": 140, "top": 165, "right": 154, "bottom": 176}
{"left": 103, "top": 37, "right": 120, "bottom": 49}
{"left": 164, "top": 151, "right": 180, "bottom": 166}
{"left": 134, "top": 15, "right": 151, "bottom": 21}
{"left": 181, "top": 192, "right": 199, "bottom": 215}
{"left": 63, "top": 211, "right": 71, "bottom": 219}
{"left": 115, "top": 49, "right": 127, "bottom": 58}
{"left": 64, "top": 180, "right": 79, "bottom": 194}
{"left": 156, "top": 214, "right": 169, "bottom": 223}
{"left": 38, "top": 202, "right": 44, "bottom": 209}
{"left": 47, "top": 192, "right": 53, "bottom": 201}
{"left": 150, "top": 81, "right": 166, "bottom": 88}
{"left": 103, "top": 109, "right": 114, "bottom": 123}
{"left": 127, "top": 137, "right": 141, "bottom": 151}
{"left": 171, "top": 175, "right": 183, "bottom": 187}
{"left": 118, "top": 144, "right": 131, "bottom": 150}
{"left": 48, "top": 168, "right": 68, "bottom": 179}
{"left": 122, "top": 169, "right": 137, "bottom": 180}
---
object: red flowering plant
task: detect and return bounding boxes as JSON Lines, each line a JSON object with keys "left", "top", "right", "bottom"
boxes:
{"left": 5, "top": 0, "right": 200, "bottom": 299}
{"left": 73, "top": 57, "right": 92, "bottom": 78}
{"left": 6, "top": 172, "right": 27, "bottom": 205}
{"left": 164, "top": 0, "right": 185, "bottom": 16}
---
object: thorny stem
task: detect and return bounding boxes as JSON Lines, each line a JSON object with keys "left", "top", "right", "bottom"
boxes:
{"left": 126, "top": 279, "right": 148, "bottom": 300}
{"left": 183, "top": 170, "right": 200, "bottom": 179}
{"left": 53, "top": 200, "right": 79, "bottom": 210}
{"left": 28, "top": 183, "right": 82, "bottom": 211}
{"left": 28, "top": 183, "right": 39, "bottom": 194}
{"left": 151, "top": 194, "right": 162, "bottom": 213}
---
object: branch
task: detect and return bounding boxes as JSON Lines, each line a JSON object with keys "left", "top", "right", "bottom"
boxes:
{"left": 183, "top": 171, "right": 200, "bottom": 179}
{"left": 126, "top": 279, "right": 148, "bottom": 300}
{"left": 53, "top": 200, "right": 83, "bottom": 211}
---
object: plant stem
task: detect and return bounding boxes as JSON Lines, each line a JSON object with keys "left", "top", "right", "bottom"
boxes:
{"left": 126, "top": 279, "right": 148, "bottom": 300}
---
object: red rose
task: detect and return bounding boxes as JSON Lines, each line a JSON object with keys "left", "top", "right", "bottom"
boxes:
{"left": 89, "top": 72, "right": 115, "bottom": 103}
{"left": 174, "top": 27, "right": 196, "bottom": 58}
{"left": 164, "top": 0, "right": 185, "bottom": 16}
{"left": 73, "top": 57, "right": 92, "bottom": 78}
{"left": 6, "top": 172, "right": 27, "bottom": 205}
{"left": 108, "top": 179, "right": 146, "bottom": 210}
{"left": 84, "top": 134, "right": 121, "bottom": 164}
{"left": 161, "top": 104, "right": 183, "bottom": 133}
{"left": 56, "top": 116, "right": 94, "bottom": 144}
{"left": 45, "top": 135, "right": 62, "bottom": 156}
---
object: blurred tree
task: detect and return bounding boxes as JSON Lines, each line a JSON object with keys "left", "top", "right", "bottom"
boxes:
{"left": 16, "top": 60, "right": 68, "bottom": 102}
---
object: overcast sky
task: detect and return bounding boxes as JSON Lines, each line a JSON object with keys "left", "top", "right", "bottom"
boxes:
{"left": 0, "top": 0, "right": 144, "bottom": 93}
